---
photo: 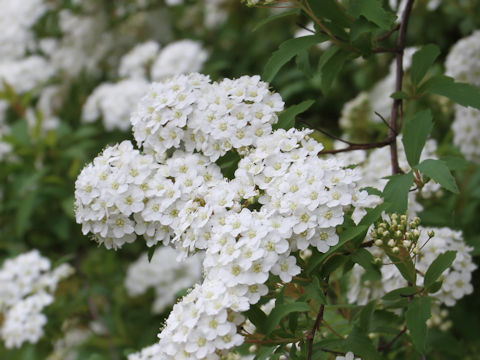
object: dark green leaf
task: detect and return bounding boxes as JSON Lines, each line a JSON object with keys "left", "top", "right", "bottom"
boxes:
{"left": 411, "top": 44, "right": 441, "bottom": 85}
{"left": 406, "top": 297, "right": 432, "bottom": 354}
{"left": 245, "top": 305, "right": 267, "bottom": 334}
{"left": 264, "top": 302, "right": 311, "bottom": 335}
{"left": 424, "top": 250, "right": 456, "bottom": 289}
{"left": 382, "top": 286, "right": 417, "bottom": 301}
{"left": 383, "top": 172, "right": 414, "bottom": 213}
{"left": 352, "top": 248, "right": 381, "bottom": 280}
{"left": 275, "top": 100, "right": 315, "bottom": 130}
{"left": 402, "top": 110, "right": 433, "bottom": 167}
{"left": 254, "top": 346, "right": 276, "bottom": 360}
{"left": 263, "top": 35, "right": 327, "bottom": 82}
{"left": 305, "top": 276, "right": 327, "bottom": 305}
{"left": 358, "top": 300, "right": 377, "bottom": 332}
{"left": 345, "top": 326, "right": 381, "bottom": 359}
{"left": 427, "top": 281, "right": 442, "bottom": 293}
{"left": 348, "top": 0, "right": 396, "bottom": 30}
{"left": 416, "top": 159, "right": 459, "bottom": 193}
{"left": 439, "top": 156, "right": 470, "bottom": 171}
{"left": 318, "top": 47, "right": 349, "bottom": 94}
{"left": 16, "top": 190, "right": 37, "bottom": 237}
{"left": 252, "top": 9, "right": 300, "bottom": 32}
{"left": 390, "top": 90, "right": 409, "bottom": 99}
{"left": 310, "top": 0, "right": 353, "bottom": 28}
{"left": 420, "top": 75, "right": 480, "bottom": 110}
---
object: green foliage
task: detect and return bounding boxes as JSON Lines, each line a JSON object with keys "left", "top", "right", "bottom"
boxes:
{"left": 424, "top": 250, "right": 457, "bottom": 289}
{"left": 406, "top": 297, "right": 432, "bottom": 354}
{"left": 402, "top": 109, "right": 433, "bottom": 167}
{"left": 383, "top": 172, "right": 414, "bottom": 213}
{"left": 416, "top": 159, "right": 459, "bottom": 193}
{"left": 275, "top": 99, "right": 315, "bottom": 130}
{"left": 420, "top": 75, "right": 480, "bottom": 110}
{"left": 347, "top": 0, "right": 396, "bottom": 30}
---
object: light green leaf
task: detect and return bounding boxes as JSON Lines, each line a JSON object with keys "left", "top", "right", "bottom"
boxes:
{"left": 275, "top": 99, "right": 315, "bottom": 130}
{"left": 402, "top": 110, "right": 433, "bottom": 167}
{"left": 420, "top": 75, "right": 480, "bottom": 110}
{"left": 264, "top": 302, "right": 311, "bottom": 335}
{"left": 406, "top": 297, "right": 432, "bottom": 354}
{"left": 383, "top": 172, "right": 414, "bottom": 213}
{"left": 416, "top": 159, "right": 459, "bottom": 193}
{"left": 411, "top": 44, "right": 441, "bottom": 85}
{"left": 263, "top": 35, "right": 327, "bottom": 82}
{"left": 424, "top": 251, "right": 457, "bottom": 289}
{"left": 348, "top": 0, "right": 396, "bottom": 30}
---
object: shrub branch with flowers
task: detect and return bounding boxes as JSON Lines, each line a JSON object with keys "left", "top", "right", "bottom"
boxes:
{"left": 1, "top": 0, "right": 480, "bottom": 359}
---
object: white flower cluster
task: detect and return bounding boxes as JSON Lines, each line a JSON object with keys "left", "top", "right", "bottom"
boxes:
{"left": 76, "top": 73, "right": 374, "bottom": 358}
{"left": 348, "top": 227, "right": 476, "bottom": 307}
{"left": 446, "top": 31, "right": 480, "bottom": 163}
{"left": 47, "top": 326, "right": 91, "bottom": 360}
{"left": 82, "top": 40, "right": 208, "bottom": 131}
{"left": 125, "top": 247, "right": 203, "bottom": 313}
{"left": 0, "top": 250, "right": 74, "bottom": 348}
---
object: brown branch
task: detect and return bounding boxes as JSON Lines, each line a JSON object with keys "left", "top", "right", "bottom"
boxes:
{"left": 307, "top": 275, "right": 330, "bottom": 360}
{"left": 375, "top": 112, "right": 397, "bottom": 134}
{"left": 376, "top": 24, "right": 401, "bottom": 42}
{"left": 389, "top": 0, "right": 416, "bottom": 175}
{"left": 377, "top": 325, "right": 407, "bottom": 351}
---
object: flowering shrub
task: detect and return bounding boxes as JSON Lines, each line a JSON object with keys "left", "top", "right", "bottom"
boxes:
{"left": 1, "top": 0, "right": 480, "bottom": 359}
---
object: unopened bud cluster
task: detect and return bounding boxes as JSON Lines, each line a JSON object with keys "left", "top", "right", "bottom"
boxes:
{"left": 370, "top": 214, "right": 428, "bottom": 256}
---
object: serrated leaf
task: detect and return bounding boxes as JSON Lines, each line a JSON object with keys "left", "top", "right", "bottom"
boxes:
{"left": 383, "top": 172, "right": 414, "bottom": 213}
{"left": 252, "top": 8, "right": 300, "bottom": 32}
{"left": 411, "top": 44, "right": 441, "bottom": 85}
{"left": 318, "top": 47, "right": 349, "bottom": 94}
{"left": 264, "top": 302, "right": 311, "bottom": 335}
{"left": 402, "top": 110, "right": 433, "bottom": 167}
{"left": 416, "top": 159, "right": 459, "bottom": 193}
{"left": 275, "top": 99, "right": 315, "bottom": 130}
{"left": 263, "top": 35, "right": 327, "bottom": 82}
{"left": 420, "top": 75, "right": 480, "bottom": 110}
{"left": 424, "top": 250, "right": 456, "bottom": 289}
{"left": 348, "top": 0, "right": 396, "bottom": 30}
{"left": 406, "top": 297, "right": 432, "bottom": 354}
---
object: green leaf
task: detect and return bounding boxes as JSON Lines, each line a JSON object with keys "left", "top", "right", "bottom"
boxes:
{"left": 424, "top": 250, "right": 457, "bottom": 289}
{"left": 245, "top": 304, "right": 268, "bottom": 334}
{"left": 383, "top": 172, "right": 414, "bottom": 213}
{"left": 318, "top": 47, "right": 349, "bottom": 94}
{"left": 351, "top": 248, "right": 381, "bottom": 280}
{"left": 345, "top": 326, "right": 381, "bottom": 359}
{"left": 387, "top": 250, "right": 417, "bottom": 285}
{"left": 264, "top": 302, "right": 311, "bottom": 335}
{"left": 390, "top": 90, "right": 409, "bottom": 100}
{"left": 382, "top": 286, "right": 417, "bottom": 301}
{"left": 252, "top": 9, "right": 300, "bottom": 32}
{"left": 254, "top": 347, "right": 276, "bottom": 360}
{"left": 310, "top": 0, "right": 353, "bottom": 28}
{"left": 263, "top": 35, "right": 327, "bottom": 82}
{"left": 305, "top": 276, "right": 327, "bottom": 305}
{"left": 427, "top": 281, "right": 442, "bottom": 293}
{"left": 410, "top": 44, "right": 441, "bottom": 85}
{"left": 406, "top": 297, "right": 432, "bottom": 354}
{"left": 416, "top": 159, "right": 459, "bottom": 193}
{"left": 420, "top": 75, "right": 480, "bottom": 110}
{"left": 275, "top": 100, "right": 315, "bottom": 130}
{"left": 402, "top": 110, "right": 433, "bottom": 167}
{"left": 439, "top": 156, "right": 470, "bottom": 171}
{"left": 348, "top": 0, "right": 396, "bottom": 30}
{"left": 16, "top": 190, "right": 37, "bottom": 237}
{"left": 358, "top": 300, "right": 377, "bottom": 332}
{"left": 359, "top": 202, "right": 390, "bottom": 228}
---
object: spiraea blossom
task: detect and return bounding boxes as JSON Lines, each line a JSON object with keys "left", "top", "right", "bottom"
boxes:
{"left": 76, "top": 73, "right": 376, "bottom": 359}
{"left": 119, "top": 41, "right": 161, "bottom": 80}
{"left": 0, "top": 250, "right": 74, "bottom": 348}
{"left": 125, "top": 247, "right": 202, "bottom": 313}
{"left": 446, "top": 31, "right": 480, "bottom": 162}
{"left": 348, "top": 226, "right": 476, "bottom": 307}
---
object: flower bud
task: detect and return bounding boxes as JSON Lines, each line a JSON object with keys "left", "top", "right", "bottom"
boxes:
{"left": 392, "top": 246, "right": 400, "bottom": 253}
{"left": 387, "top": 239, "right": 396, "bottom": 247}
{"left": 428, "top": 230, "right": 435, "bottom": 238}
{"left": 374, "top": 239, "right": 384, "bottom": 247}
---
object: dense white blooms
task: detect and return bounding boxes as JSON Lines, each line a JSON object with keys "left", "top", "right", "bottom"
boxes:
{"left": 0, "top": 56, "right": 55, "bottom": 95}
{"left": 119, "top": 41, "right": 161, "bottom": 80}
{"left": 76, "top": 73, "right": 376, "bottom": 358}
{"left": 0, "top": 101, "right": 12, "bottom": 162}
{"left": 348, "top": 227, "right": 476, "bottom": 307}
{"left": 82, "top": 79, "right": 149, "bottom": 131}
{"left": 0, "top": 0, "right": 49, "bottom": 60}
{"left": 125, "top": 247, "right": 202, "bottom": 313}
{"left": 47, "top": 326, "right": 91, "bottom": 360}
{"left": 0, "top": 250, "right": 74, "bottom": 348}
{"left": 151, "top": 40, "right": 208, "bottom": 81}
{"left": 446, "top": 31, "right": 480, "bottom": 162}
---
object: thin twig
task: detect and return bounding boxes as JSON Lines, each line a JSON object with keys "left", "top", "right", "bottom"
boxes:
{"left": 375, "top": 112, "right": 397, "bottom": 134}
{"left": 389, "top": 0, "right": 416, "bottom": 175}
{"left": 376, "top": 24, "right": 401, "bottom": 42}
{"left": 307, "top": 275, "right": 330, "bottom": 360}
{"left": 296, "top": 22, "right": 315, "bottom": 34}
{"left": 299, "top": 118, "right": 357, "bottom": 146}
{"left": 377, "top": 325, "right": 407, "bottom": 351}
{"left": 318, "top": 136, "right": 394, "bottom": 155}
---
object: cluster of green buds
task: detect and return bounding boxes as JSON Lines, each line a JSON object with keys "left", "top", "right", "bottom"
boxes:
{"left": 370, "top": 214, "right": 434, "bottom": 256}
